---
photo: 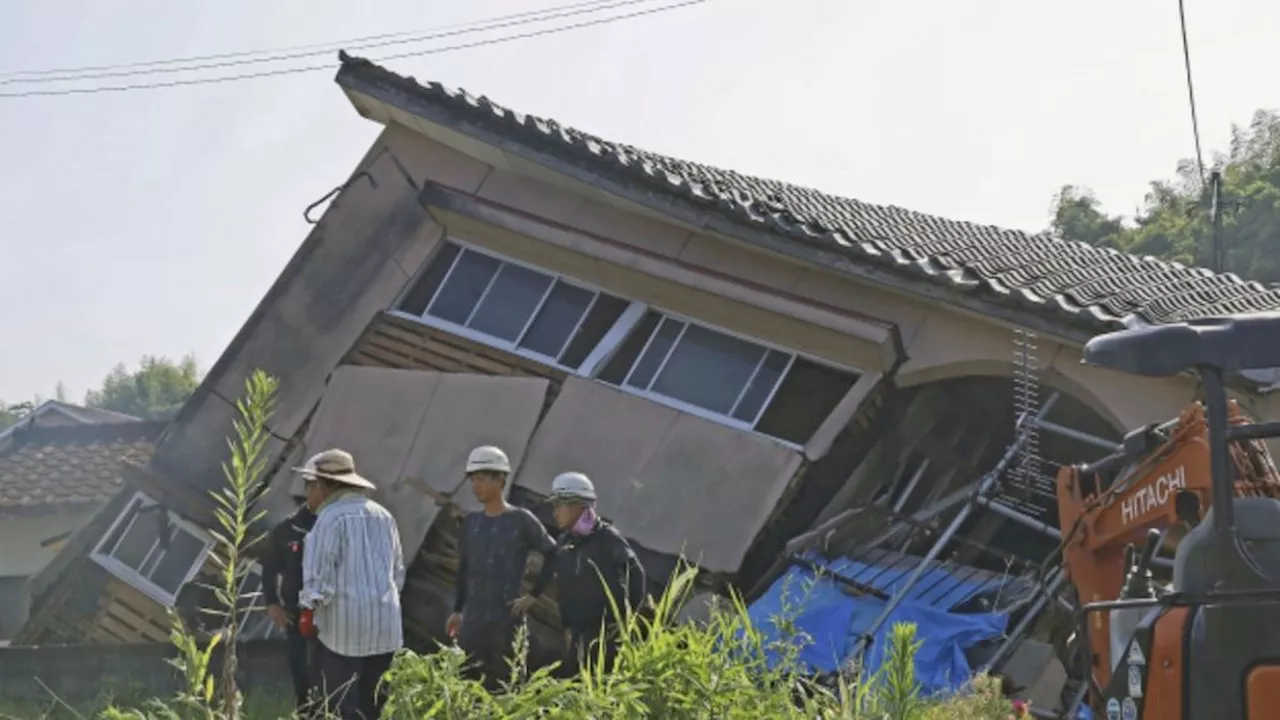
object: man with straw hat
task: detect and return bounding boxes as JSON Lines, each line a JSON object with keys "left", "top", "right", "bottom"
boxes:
{"left": 296, "top": 449, "right": 405, "bottom": 720}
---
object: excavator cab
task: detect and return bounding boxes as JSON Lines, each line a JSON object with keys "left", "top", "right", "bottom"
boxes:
{"left": 1079, "top": 312, "right": 1280, "bottom": 720}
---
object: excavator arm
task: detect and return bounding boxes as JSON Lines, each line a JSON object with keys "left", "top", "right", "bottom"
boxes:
{"left": 1056, "top": 401, "right": 1280, "bottom": 688}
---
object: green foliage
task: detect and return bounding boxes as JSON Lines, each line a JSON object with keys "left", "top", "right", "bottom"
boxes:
{"left": 1051, "top": 109, "right": 1280, "bottom": 283}
{"left": 84, "top": 355, "right": 202, "bottom": 420}
{"left": 0, "top": 399, "right": 34, "bottom": 430}
{"left": 378, "top": 563, "right": 1027, "bottom": 720}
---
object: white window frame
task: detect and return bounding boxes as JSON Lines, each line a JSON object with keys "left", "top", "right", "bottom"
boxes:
{"left": 90, "top": 491, "right": 215, "bottom": 608}
{"left": 390, "top": 239, "right": 633, "bottom": 374}
{"left": 392, "top": 236, "right": 864, "bottom": 448}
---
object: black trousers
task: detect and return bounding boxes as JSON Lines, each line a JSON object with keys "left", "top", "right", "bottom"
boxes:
{"left": 312, "top": 641, "right": 394, "bottom": 720}
{"left": 567, "top": 625, "right": 619, "bottom": 675}
{"left": 458, "top": 620, "right": 521, "bottom": 691}
{"left": 286, "top": 625, "right": 313, "bottom": 711}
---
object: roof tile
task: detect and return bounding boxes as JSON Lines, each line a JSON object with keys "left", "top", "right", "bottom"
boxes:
{"left": 0, "top": 422, "right": 166, "bottom": 514}
{"left": 336, "top": 53, "right": 1280, "bottom": 331}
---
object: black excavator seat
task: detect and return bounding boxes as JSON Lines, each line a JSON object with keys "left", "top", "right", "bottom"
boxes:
{"left": 1083, "top": 311, "right": 1280, "bottom": 378}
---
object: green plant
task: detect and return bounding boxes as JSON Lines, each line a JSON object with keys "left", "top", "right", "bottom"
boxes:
{"left": 378, "top": 560, "right": 1030, "bottom": 720}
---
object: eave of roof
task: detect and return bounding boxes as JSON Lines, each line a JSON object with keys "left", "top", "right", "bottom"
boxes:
{"left": 0, "top": 400, "right": 140, "bottom": 444}
{"left": 332, "top": 52, "right": 1280, "bottom": 343}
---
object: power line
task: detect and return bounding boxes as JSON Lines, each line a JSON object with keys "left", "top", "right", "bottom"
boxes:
{"left": 0, "top": 0, "right": 655, "bottom": 85}
{"left": 0, "top": 0, "right": 621, "bottom": 78}
{"left": 1176, "top": 0, "right": 1207, "bottom": 186}
{"left": 0, "top": 1, "right": 704, "bottom": 99}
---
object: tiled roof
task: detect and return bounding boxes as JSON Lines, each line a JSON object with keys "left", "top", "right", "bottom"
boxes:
{"left": 336, "top": 52, "right": 1280, "bottom": 332}
{"left": 0, "top": 422, "right": 167, "bottom": 514}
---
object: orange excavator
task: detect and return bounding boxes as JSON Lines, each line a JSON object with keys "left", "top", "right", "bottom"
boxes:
{"left": 1052, "top": 312, "right": 1280, "bottom": 719}
{"left": 1055, "top": 400, "right": 1280, "bottom": 689}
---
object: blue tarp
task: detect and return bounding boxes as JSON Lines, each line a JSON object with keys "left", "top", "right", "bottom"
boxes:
{"left": 746, "top": 556, "right": 1009, "bottom": 696}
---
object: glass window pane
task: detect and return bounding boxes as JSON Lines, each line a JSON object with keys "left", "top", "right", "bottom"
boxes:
{"left": 755, "top": 359, "right": 860, "bottom": 444}
{"left": 519, "top": 281, "right": 595, "bottom": 358}
{"left": 398, "top": 243, "right": 460, "bottom": 317}
{"left": 426, "top": 250, "right": 500, "bottom": 325}
{"left": 732, "top": 350, "right": 791, "bottom": 423}
{"left": 559, "top": 294, "right": 630, "bottom": 369}
{"left": 100, "top": 498, "right": 144, "bottom": 557}
{"left": 148, "top": 529, "right": 205, "bottom": 596}
{"left": 468, "top": 263, "right": 554, "bottom": 342}
{"left": 110, "top": 510, "right": 160, "bottom": 572}
{"left": 626, "top": 318, "right": 684, "bottom": 390}
{"left": 650, "top": 325, "right": 764, "bottom": 415}
{"left": 598, "top": 311, "right": 661, "bottom": 385}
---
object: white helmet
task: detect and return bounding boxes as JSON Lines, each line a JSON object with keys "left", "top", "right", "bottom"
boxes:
{"left": 466, "top": 445, "right": 511, "bottom": 475}
{"left": 550, "top": 472, "right": 597, "bottom": 502}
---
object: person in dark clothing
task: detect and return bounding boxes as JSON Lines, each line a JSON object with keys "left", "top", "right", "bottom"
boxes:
{"left": 513, "top": 472, "right": 646, "bottom": 675}
{"left": 261, "top": 477, "right": 319, "bottom": 714}
{"left": 447, "top": 445, "right": 556, "bottom": 690}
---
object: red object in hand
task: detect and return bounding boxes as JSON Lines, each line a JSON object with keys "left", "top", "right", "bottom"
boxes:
{"left": 298, "top": 608, "right": 316, "bottom": 638}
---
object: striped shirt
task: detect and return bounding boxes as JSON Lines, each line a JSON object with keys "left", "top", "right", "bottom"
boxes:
{"left": 299, "top": 491, "right": 406, "bottom": 657}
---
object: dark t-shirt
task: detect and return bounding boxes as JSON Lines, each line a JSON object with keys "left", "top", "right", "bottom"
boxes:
{"left": 261, "top": 505, "right": 317, "bottom": 612}
{"left": 455, "top": 506, "right": 555, "bottom": 629}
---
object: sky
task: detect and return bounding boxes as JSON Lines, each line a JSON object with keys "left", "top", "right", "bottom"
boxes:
{"left": 0, "top": 0, "right": 1277, "bottom": 403}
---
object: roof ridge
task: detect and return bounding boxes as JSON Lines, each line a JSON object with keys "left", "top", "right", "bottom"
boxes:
{"left": 4, "top": 419, "right": 169, "bottom": 450}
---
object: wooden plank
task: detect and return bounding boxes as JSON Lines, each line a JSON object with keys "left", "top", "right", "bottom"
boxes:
{"left": 352, "top": 314, "right": 568, "bottom": 380}
{"left": 95, "top": 611, "right": 149, "bottom": 644}
{"left": 100, "top": 579, "right": 173, "bottom": 640}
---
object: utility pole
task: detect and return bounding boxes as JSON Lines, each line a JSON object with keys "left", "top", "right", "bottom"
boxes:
{"left": 1209, "top": 170, "right": 1225, "bottom": 273}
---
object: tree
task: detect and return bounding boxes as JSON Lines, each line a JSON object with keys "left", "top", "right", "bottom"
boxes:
{"left": 84, "top": 354, "right": 202, "bottom": 420}
{"left": 1050, "top": 109, "right": 1280, "bottom": 283}
{"left": 0, "top": 400, "right": 34, "bottom": 430}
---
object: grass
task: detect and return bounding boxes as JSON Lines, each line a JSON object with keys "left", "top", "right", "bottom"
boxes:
{"left": 0, "top": 694, "right": 292, "bottom": 720}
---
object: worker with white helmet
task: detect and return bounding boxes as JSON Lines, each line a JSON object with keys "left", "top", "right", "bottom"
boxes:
{"left": 512, "top": 471, "right": 647, "bottom": 674}
{"left": 447, "top": 445, "right": 556, "bottom": 690}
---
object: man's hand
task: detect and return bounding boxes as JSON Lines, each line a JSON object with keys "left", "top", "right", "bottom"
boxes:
{"left": 446, "top": 612, "right": 463, "bottom": 639}
{"left": 509, "top": 595, "right": 537, "bottom": 617}
{"left": 297, "top": 608, "right": 316, "bottom": 638}
{"left": 266, "top": 604, "right": 291, "bottom": 630}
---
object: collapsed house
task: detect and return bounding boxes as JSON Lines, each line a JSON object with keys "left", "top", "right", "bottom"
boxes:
{"left": 16, "top": 52, "right": 1280, "bottom": 710}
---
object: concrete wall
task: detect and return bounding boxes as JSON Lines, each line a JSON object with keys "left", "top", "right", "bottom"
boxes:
{"left": 0, "top": 641, "right": 290, "bottom": 702}
{"left": 514, "top": 377, "right": 803, "bottom": 573}
{"left": 1, "top": 511, "right": 96, "bottom": 577}
{"left": 0, "top": 512, "right": 95, "bottom": 639}
{"left": 151, "top": 129, "right": 449, "bottom": 495}
{"left": 0, "top": 577, "right": 28, "bottom": 640}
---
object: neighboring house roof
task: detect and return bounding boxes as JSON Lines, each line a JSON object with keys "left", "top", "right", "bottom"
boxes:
{"left": 0, "top": 421, "right": 167, "bottom": 515}
{"left": 336, "top": 52, "right": 1280, "bottom": 333}
{"left": 0, "top": 400, "right": 140, "bottom": 444}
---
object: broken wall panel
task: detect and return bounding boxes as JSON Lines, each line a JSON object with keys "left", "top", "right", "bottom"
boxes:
{"left": 303, "top": 366, "right": 548, "bottom": 558}
{"left": 515, "top": 377, "right": 802, "bottom": 573}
